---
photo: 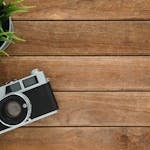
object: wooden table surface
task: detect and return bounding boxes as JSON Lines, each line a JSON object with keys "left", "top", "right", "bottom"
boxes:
{"left": 0, "top": 0, "right": 150, "bottom": 149}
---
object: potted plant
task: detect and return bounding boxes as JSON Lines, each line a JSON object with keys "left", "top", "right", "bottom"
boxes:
{"left": 0, "top": 0, "right": 33, "bottom": 56}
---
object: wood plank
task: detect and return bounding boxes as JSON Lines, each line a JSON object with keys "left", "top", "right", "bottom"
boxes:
{"left": 0, "top": 127, "right": 150, "bottom": 150}
{"left": 11, "top": 0, "right": 150, "bottom": 20}
{"left": 0, "top": 56, "right": 150, "bottom": 91}
{"left": 7, "top": 21, "right": 150, "bottom": 56}
{"left": 29, "top": 92, "right": 150, "bottom": 127}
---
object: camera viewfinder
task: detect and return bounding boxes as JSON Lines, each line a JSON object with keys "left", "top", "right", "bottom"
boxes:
{"left": 6, "top": 82, "right": 21, "bottom": 94}
{"left": 23, "top": 76, "right": 38, "bottom": 88}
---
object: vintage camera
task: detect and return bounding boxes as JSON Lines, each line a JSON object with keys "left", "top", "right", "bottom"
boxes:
{"left": 0, "top": 69, "right": 58, "bottom": 134}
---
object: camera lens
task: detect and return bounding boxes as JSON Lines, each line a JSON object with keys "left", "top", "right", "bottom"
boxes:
{"left": 5, "top": 101, "right": 22, "bottom": 118}
{"left": 0, "top": 94, "right": 31, "bottom": 126}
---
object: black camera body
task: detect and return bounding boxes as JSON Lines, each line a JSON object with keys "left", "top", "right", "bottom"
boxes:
{"left": 0, "top": 69, "right": 58, "bottom": 134}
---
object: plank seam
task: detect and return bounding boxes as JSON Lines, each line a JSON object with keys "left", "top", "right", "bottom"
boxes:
{"left": 9, "top": 55, "right": 150, "bottom": 57}
{"left": 12, "top": 19, "right": 150, "bottom": 21}
{"left": 10, "top": 54, "right": 150, "bottom": 57}
{"left": 23, "top": 126, "right": 150, "bottom": 128}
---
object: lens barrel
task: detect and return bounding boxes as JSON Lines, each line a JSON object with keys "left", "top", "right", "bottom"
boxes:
{"left": 0, "top": 93, "right": 31, "bottom": 127}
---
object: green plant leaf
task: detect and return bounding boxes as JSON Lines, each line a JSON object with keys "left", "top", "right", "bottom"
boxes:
{"left": 0, "top": 0, "right": 34, "bottom": 58}
{"left": 0, "top": 0, "right": 34, "bottom": 20}
{"left": 0, "top": 50, "right": 9, "bottom": 56}
{"left": 0, "top": 0, "right": 33, "bottom": 45}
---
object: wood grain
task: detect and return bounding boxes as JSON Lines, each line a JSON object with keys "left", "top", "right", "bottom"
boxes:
{"left": 28, "top": 92, "right": 150, "bottom": 127}
{"left": 11, "top": 0, "right": 150, "bottom": 20}
{"left": 8, "top": 21, "right": 150, "bottom": 56}
{"left": 0, "top": 56, "right": 150, "bottom": 91}
{"left": 0, "top": 127, "right": 150, "bottom": 150}
{"left": 1, "top": 0, "right": 150, "bottom": 149}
